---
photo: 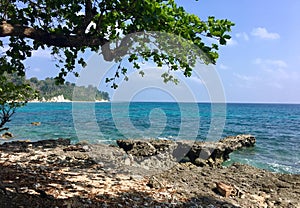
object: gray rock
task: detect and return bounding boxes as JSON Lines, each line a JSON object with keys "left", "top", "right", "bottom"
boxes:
{"left": 194, "top": 158, "right": 207, "bottom": 167}
{"left": 147, "top": 176, "right": 163, "bottom": 189}
{"left": 116, "top": 135, "right": 256, "bottom": 167}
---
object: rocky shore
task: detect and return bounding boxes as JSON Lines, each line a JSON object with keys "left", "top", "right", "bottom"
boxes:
{"left": 28, "top": 94, "right": 109, "bottom": 103}
{"left": 0, "top": 136, "right": 299, "bottom": 208}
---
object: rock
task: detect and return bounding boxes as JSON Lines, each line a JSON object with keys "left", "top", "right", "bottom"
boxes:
{"left": 117, "top": 139, "right": 174, "bottom": 157}
{"left": 47, "top": 94, "right": 71, "bottom": 102}
{"left": 173, "top": 142, "right": 194, "bottom": 161}
{"left": 0, "top": 138, "right": 71, "bottom": 152}
{"left": 77, "top": 140, "right": 89, "bottom": 145}
{"left": 63, "top": 145, "right": 87, "bottom": 152}
{"left": 1, "top": 131, "right": 14, "bottom": 139}
{"left": 222, "top": 204, "right": 234, "bottom": 208}
{"left": 116, "top": 140, "right": 135, "bottom": 152}
{"left": 0, "top": 136, "right": 299, "bottom": 208}
{"left": 186, "top": 135, "right": 256, "bottom": 167}
{"left": 116, "top": 135, "right": 256, "bottom": 167}
{"left": 124, "top": 158, "right": 131, "bottom": 165}
{"left": 33, "top": 138, "right": 71, "bottom": 148}
{"left": 198, "top": 147, "right": 213, "bottom": 160}
{"left": 31, "top": 122, "right": 41, "bottom": 126}
{"left": 216, "top": 182, "right": 235, "bottom": 198}
{"left": 129, "top": 175, "right": 144, "bottom": 180}
{"left": 146, "top": 176, "right": 164, "bottom": 189}
{"left": 219, "top": 134, "right": 256, "bottom": 149}
{"left": 194, "top": 158, "right": 207, "bottom": 167}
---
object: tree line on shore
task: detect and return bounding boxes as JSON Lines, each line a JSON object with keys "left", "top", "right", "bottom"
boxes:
{"left": 1, "top": 74, "right": 110, "bottom": 132}
{"left": 28, "top": 77, "right": 110, "bottom": 101}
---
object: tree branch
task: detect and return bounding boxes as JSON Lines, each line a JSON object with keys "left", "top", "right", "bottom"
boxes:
{"left": 0, "top": 21, "right": 134, "bottom": 61}
{"left": 0, "top": 105, "right": 14, "bottom": 130}
{"left": 85, "top": 0, "right": 93, "bottom": 22}
{"left": 101, "top": 34, "right": 134, "bottom": 61}
{"left": 0, "top": 21, "right": 107, "bottom": 48}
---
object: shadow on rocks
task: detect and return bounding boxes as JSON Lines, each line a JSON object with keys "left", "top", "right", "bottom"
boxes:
{"left": 0, "top": 188, "right": 239, "bottom": 208}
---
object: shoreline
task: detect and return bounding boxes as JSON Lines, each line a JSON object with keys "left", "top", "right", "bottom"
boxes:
{"left": 28, "top": 100, "right": 109, "bottom": 103}
{"left": 1, "top": 134, "right": 299, "bottom": 175}
{"left": 28, "top": 94, "right": 109, "bottom": 103}
{"left": 0, "top": 136, "right": 299, "bottom": 207}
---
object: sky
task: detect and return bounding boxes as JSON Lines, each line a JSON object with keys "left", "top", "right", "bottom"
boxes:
{"left": 22, "top": 0, "right": 300, "bottom": 103}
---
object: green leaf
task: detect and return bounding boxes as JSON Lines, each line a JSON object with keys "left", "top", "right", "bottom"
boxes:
{"left": 139, "top": 71, "right": 145, "bottom": 77}
{"left": 219, "top": 37, "right": 226, "bottom": 45}
{"left": 223, "top": 34, "right": 231, "bottom": 39}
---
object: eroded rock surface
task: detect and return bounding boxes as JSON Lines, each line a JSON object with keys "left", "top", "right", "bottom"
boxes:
{"left": 0, "top": 136, "right": 299, "bottom": 208}
{"left": 117, "top": 134, "right": 256, "bottom": 167}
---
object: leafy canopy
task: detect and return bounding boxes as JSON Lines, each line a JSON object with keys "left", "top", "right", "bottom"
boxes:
{"left": 0, "top": 0, "right": 234, "bottom": 87}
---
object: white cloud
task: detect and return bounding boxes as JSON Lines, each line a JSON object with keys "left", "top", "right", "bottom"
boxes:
{"left": 188, "top": 76, "right": 204, "bottom": 85}
{"left": 251, "top": 27, "right": 280, "bottom": 40}
{"left": 254, "top": 58, "right": 288, "bottom": 68}
{"left": 236, "top": 32, "right": 249, "bottom": 41}
{"left": 233, "top": 58, "right": 296, "bottom": 91}
{"left": 252, "top": 58, "right": 299, "bottom": 90}
{"left": 226, "top": 38, "right": 238, "bottom": 46}
{"left": 219, "top": 63, "right": 229, "bottom": 70}
{"left": 234, "top": 73, "right": 260, "bottom": 82}
{"left": 232, "top": 73, "right": 261, "bottom": 90}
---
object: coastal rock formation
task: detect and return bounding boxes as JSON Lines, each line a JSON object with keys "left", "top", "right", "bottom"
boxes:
{"left": 0, "top": 138, "right": 70, "bottom": 152}
{"left": 44, "top": 94, "right": 71, "bottom": 102}
{"left": 117, "top": 139, "right": 174, "bottom": 157}
{"left": 0, "top": 132, "right": 14, "bottom": 139}
{"left": 48, "top": 95, "right": 71, "bottom": 102}
{"left": 0, "top": 137, "right": 299, "bottom": 208}
{"left": 117, "top": 134, "right": 256, "bottom": 167}
{"left": 30, "top": 95, "right": 72, "bottom": 102}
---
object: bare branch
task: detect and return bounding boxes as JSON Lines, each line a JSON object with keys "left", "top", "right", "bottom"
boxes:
{"left": 0, "top": 104, "right": 16, "bottom": 131}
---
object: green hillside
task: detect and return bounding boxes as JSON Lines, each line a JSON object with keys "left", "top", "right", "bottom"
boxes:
{"left": 29, "top": 77, "right": 110, "bottom": 101}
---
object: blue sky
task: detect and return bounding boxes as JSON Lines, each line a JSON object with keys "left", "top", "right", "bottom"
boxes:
{"left": 23, "top": 0, "right": 300, "bottom": 103}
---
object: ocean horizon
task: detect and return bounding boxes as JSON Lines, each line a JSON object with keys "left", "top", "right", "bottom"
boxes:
{"left": 3, "top": 102, "right": 300, "bottom": 174}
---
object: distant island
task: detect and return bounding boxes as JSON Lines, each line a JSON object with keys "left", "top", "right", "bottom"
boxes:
{"left": 28, "top": 77, "right": 110, "bottom": 102}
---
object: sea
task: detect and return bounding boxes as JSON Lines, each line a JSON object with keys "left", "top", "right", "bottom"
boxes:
{"left": 3, "top": 102, "right": 300, "bottom": 174}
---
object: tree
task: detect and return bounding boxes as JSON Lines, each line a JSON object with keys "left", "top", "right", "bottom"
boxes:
{"left": 27, "top": 76, "right": 110, "bottom": 101}
{"left": 0, "top": 0, "right": 234, "bottom": 129}
{"left": 0, "top": 0, "right": 234, "bottom": 86}
{"left": 0, "top": 73, "right": 37, "bottom": 132}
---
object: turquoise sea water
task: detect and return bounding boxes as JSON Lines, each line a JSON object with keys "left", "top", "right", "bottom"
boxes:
{"left": 4, "top": 102, "right": 300, "bottom": 174}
